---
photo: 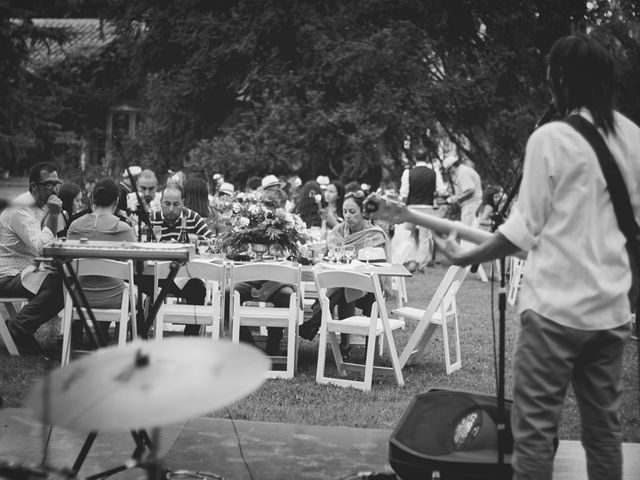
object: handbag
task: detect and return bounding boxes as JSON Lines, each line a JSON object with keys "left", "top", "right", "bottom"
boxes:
{"left": 564, "top": 114, "right": 640, "bottom": 315}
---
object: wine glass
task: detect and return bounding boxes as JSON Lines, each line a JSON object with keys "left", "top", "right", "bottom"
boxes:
{"left": 344, "top": 245, "right": 356, "bottom": 263}
{"left": 326, "top": 233, "right": 337, "bottom": 263}
{"left": 363, "top": 237, "right": 374, "bottom": 263}
{"left": 335, "top": 240, "right": 345, "bottom": 263}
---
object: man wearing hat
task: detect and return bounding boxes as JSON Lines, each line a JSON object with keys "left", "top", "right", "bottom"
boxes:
{"left": 442, "top": 152, "right": 482, "bottom": 226}
{"left": 218, "top": 182, "right": 235, "bottom": 197}
{"left": 261, "top": 174, "right": 284, "bottom": 190}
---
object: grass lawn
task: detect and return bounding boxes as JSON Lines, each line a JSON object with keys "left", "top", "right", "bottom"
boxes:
{"left": 1, "top": 263, "right": 638, "bottom": 442}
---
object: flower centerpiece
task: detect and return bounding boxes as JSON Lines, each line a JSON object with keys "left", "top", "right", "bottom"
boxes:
{"left": 220, "top": 201, "right": 311, "bottom": 261}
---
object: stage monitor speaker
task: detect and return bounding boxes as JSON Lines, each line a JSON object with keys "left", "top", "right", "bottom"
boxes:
{"left": 389, "top": 388, "right": 514, "bottom": 480}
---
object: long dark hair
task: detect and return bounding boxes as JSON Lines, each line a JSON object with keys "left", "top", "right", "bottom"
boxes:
{"left": 327, "top": 180, "right": 345, "bottom": 216}
{"left": 58, "top": 182, "right": 81, "bottom": 216}
{"left": 548, "top": 34, "right": 616, "bottom": 134}
{"left": 183, "top": 176, "right": 210, "bottom": 218}
{"left": 295, "top": 180, "right": 322, "bottom": 227}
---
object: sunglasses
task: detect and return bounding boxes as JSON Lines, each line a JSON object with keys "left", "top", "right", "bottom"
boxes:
{"left": 344, "top": 190, "right": 365, "bottom": 200}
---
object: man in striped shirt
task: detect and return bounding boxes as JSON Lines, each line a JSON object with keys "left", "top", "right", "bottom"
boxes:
{"left": 150, "top": 184, "right": 213, "bottom": 242}
{"left": 141, "top": 184, "right": 214, "bottom": 335}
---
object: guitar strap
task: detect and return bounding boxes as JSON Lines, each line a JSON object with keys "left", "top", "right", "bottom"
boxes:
{"left": 564, "top": 115, "right": 640, "bottom": 378}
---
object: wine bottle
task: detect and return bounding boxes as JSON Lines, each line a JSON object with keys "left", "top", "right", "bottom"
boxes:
{"left": 177, "top": 213, "right": 189, "bottom": 243}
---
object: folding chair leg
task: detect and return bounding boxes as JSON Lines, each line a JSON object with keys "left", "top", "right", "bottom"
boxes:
{"left": 0, "top": 303, "right": 19, "bottom": 356}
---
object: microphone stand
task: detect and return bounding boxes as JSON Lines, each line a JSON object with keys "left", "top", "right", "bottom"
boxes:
{"left": 492, "top": 102, "right": 559, "bottom": 471}
{"left": 113, "top": 134, "right": 156, "bottom": 242}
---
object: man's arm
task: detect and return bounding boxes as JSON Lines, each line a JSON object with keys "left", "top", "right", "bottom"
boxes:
{"left": 434, "top": 230, "right": 521, "bottom": 266}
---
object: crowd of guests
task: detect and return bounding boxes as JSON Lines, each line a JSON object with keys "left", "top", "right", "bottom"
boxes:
{"left": 0, "top": 154, "right": 496, "bottom": 358}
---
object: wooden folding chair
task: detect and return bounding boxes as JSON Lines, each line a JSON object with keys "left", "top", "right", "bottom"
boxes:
{"left": 0, "top": 297, "right": 28, "bottom": 356}
{"left": 154, "top": 261, "right": 226, "bottom": 340}
{"left": 60, "top": 259, "right": 136, "bottom": 365}
{"left": 230, "top": 263, "right": 302, "bottom": 379}
{"left": 314, "top": 270, "right": 404, "bottom": 391}
{"left": 393, "top": 266, "right": 469, "bottom": 374}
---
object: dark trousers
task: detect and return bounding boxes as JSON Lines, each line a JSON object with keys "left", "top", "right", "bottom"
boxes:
{"left": 136, "top": 275, "right": 206, "bottom": 335}
{"left": 232, "top": 281, "right": 294, "bottom": 344}
{"left": 0, "top": 272, "right": 64, "bottom": 335}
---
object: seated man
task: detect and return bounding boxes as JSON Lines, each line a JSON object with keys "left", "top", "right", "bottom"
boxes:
{"left": 139, "top": 184, "right": 214, "bottom": 335}
{"left": 233, "top": 187, "right": 295, "bottom": 355}
{"left": 126, "top": 169, "right": 162, "bottom": 225}
{"left": 0, "top": 162, "right": 64, "bottom": 354}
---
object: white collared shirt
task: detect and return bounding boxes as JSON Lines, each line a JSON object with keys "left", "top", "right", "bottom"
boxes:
{"left": 499, "top": 110, "right": 640, "bottom": 330}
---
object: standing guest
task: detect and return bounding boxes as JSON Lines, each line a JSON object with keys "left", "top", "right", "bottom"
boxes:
{"left": 0, "top": 162, "right": 64, "bottom": 354}
{"left": 474, "top": 185, "right": 504, "bottom": 231}
{"left": 67, "top": 178, "right": 136, "bottom": 341}
{"left": 442, "top": 152, "right": 482, "bottom": 226}
{"left": 320, "top": 180, "right": 345, "bottom": 229}
{"left": 295, "top": 180, "right": 323, "bottom": 228}
{"left": 56, "top": 182, "right": 83, "bottom": 237}
{"left": 393, "top": 148, "right": 439, "bottom": 271}
{"left": 433, "top": 34, "right": 639, "bottom": 480}
{"left": 143, "top": 184, "right": 213, "bottom": 335}
{"left": 299, "top": 190, "right": 391, "bottom": 358}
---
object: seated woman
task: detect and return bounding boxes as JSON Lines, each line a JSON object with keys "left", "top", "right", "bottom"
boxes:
{"left": 299, "top": 190, "right": 391, "bottom": 359}
{"left": 319, "top": 180, "right": 345, "bottom": 229}
{"left": 295, "top": 180, "right": 323, "bottom": 228}
{"left": 56, "top": 182, "right": 84, "bottom": 237}
{"left": 67, "top": 178, "right": 136, "bottom": 341}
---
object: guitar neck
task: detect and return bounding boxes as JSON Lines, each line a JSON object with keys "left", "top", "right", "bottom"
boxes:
{"left": 403, "top": 207, "right": 527, "bottom": 260}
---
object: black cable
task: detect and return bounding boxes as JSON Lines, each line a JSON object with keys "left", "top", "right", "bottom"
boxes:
{"left": 225, "top": 408, "right": 256, "bottom": 480}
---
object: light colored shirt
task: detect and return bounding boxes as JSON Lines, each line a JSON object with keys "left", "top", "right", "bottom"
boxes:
{"left": 451, "top": 163, "right": 482, "bottom": 207}
{"left": 0, "top": 192, "right": 56, "bottom": 293}
{"left": 126, "top": 191, "right": 162, "bottom": 213}
{"left": 499, "top": 110, "right": 640, "bottom": 330}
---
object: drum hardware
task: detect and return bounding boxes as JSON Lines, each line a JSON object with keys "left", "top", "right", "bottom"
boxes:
{"left": 24, "top": 338, "right": 268, "bottom": 480}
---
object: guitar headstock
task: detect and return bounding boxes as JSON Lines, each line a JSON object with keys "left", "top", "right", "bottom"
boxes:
{"left": 363, "top": 194, "right": 409, "bottom": 224}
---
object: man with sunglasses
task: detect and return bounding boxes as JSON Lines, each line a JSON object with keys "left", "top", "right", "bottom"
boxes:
{"left": 0, "top": 162, "right": 65, "bottom": 354}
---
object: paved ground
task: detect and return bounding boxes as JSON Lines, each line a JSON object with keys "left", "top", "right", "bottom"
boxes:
{"left": 1, "top": 408, "right": 639, "bottom": 480}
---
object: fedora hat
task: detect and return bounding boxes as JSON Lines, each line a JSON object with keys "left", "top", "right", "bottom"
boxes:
{"left": 442, "top": 152, "right": 459, "bottom": 170}
{"left": 261, "top": 174, "right": 284, "bottom": 189}
{"left": 219, "top": 182, "right": 235, "bottom": 196}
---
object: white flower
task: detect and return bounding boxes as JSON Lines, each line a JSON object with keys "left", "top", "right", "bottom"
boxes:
{"left": 239, "top": 217, "right": 250, "bottom": 227}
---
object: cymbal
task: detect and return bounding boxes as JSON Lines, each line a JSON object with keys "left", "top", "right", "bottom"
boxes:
{"left": 26, "top": 338, "right": 269, "bottom": 432}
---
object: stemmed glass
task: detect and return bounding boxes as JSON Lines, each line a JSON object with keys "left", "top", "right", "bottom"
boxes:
{"left": 335, "top": 240, "right": 345, "bottom": 263}
{"left": 326, "top": 233, "right": 337, "bottom": 263}
{"left": 344, "top": 245, "right": 355, "bottom": 264}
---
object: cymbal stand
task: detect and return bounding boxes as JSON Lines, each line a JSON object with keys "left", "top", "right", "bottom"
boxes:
{"left": 51, "top": 258, "right": 157, "bottom": 478}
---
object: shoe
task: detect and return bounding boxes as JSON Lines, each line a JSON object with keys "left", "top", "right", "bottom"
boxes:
{"left": 7, "top": 324, "right": 42, "bottom": 355}
{"left": 299, "top": 321, "right": 320, "bottom": 340}
{"left": 339, "top": 344, "right": 351, "bottom": 361}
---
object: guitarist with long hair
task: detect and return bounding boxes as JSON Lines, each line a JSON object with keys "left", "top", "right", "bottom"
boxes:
{"left": 368, "top": 34, "right": 639, "bottom": 480}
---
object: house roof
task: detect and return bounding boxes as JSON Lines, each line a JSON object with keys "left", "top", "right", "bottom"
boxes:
{"left": 28, "top": 18, "right": 116, "bottom": 67}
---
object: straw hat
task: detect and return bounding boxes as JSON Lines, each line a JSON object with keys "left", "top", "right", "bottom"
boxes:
{"left": 219, "top": 182, "right": 235, "bottom": 196}
{"left": 261, "top": 174, "right": 284, "bottom": 189}
{"left": 442, "top": 152, "right": 459, "bottom": 170}
{"left": 122, "top": 166, "right": 142, "bottom": 177}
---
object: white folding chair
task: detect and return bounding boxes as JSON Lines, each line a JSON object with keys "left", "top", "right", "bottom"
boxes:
{"left": 393, "top": 266, "right": 469, "bottom": 374}
{"left": 507, "top": 257, "right": 526, "bottom": 306}
{"left": 0, "top": 297, "right": 28, "bottom": 356}
{"left": 230, "top": 263, "right": 302, "bottom": 379}
{"left": 314, "top": 270, "right": 405, "bottom": 391}
{"left": 154, "top": 261, "right": 226, "bottom": 340}
{"left": 60, "top": 259, "right": 136, "bottom": 365}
